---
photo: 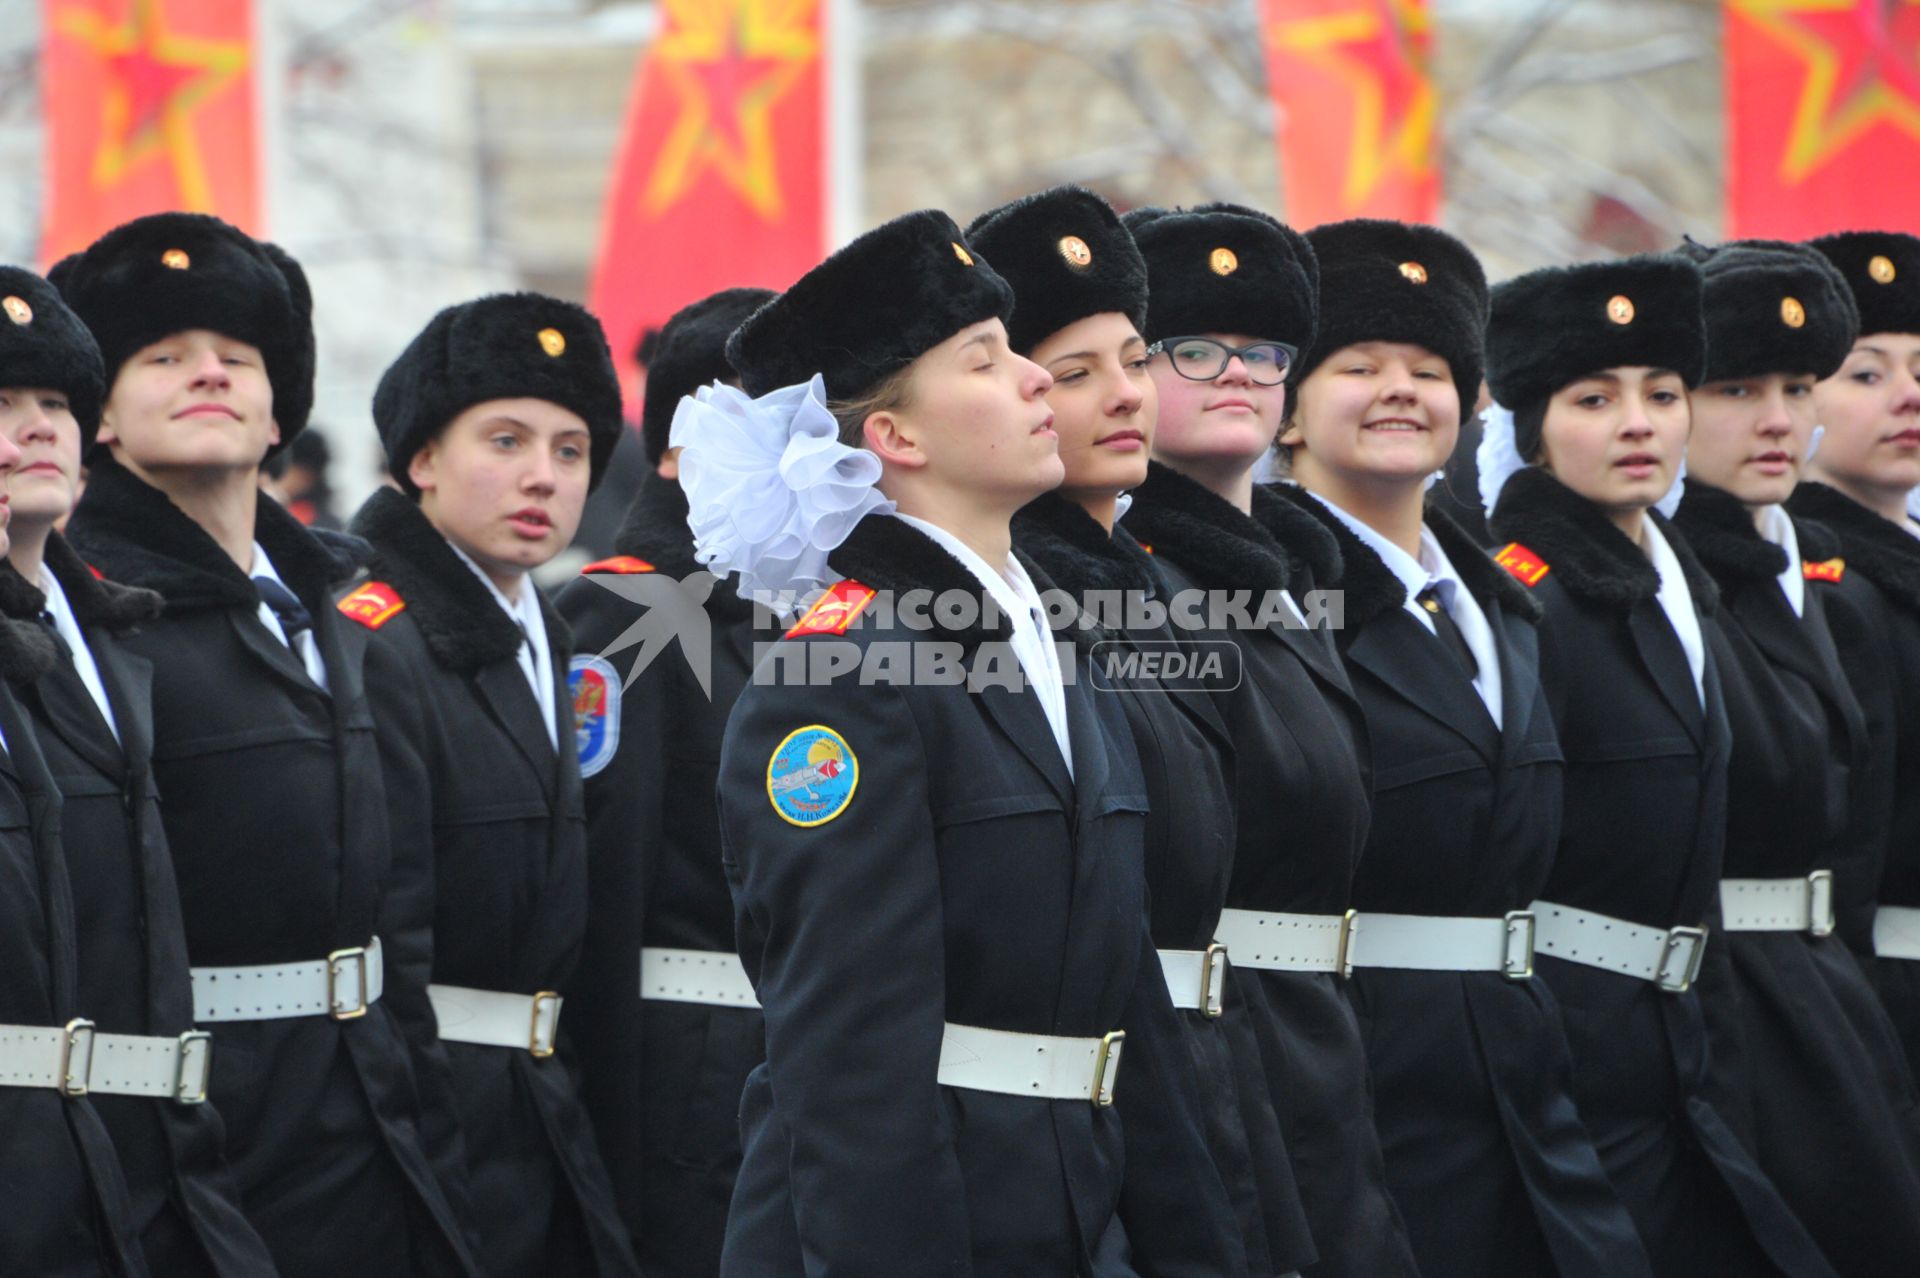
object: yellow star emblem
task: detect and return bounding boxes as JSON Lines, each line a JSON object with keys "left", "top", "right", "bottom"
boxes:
{"left": 641, "top": 0, "right": 819, "bottom": 221}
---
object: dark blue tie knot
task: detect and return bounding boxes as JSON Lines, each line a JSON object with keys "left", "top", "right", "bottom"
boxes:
{"left": 253, "top": 575, "right": 312, "bottom": 640}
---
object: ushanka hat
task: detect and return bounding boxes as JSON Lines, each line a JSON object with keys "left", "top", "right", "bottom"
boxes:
{"left": 1808, "top": 230, "right": 1920, "bottom": 339}
{"left": 373, "top": 292, "right": 624, "bottom": 496}
{"left": 642, "top": 287, "right": 774, "bottom": 465}
{"left": 1302, "top": 219, "right": 1488, "bottom": 405}
{"left": 50, "top": 211, "right": 314, "bottom": 451}
{"left": 1122, "top": 203, "right": 1317, "bottom": 365}
{"left": 727, "top": 209, "right": 1013, "bottom": 400}
{"left": 0, "top": 266, "right": 105, "bottom": 447}
{"left": 1681, "top": 238, "right": 1856, "bottom": 383}
{"left": 966, "top": 185, "right": 1148, "bottom": 355}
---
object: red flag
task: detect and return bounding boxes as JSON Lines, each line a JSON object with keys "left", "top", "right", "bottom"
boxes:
{"left": 40, "top": 0, "right": 259, "bottom": 265}
{"left": 1258, "top": 0, "right": 1440, "bottom": 228}
{"left": 589, "top": 0, "right": 831, "bottom": 408}
{"left": 1726, "top": 1, "right": 1920, "bottom": 239}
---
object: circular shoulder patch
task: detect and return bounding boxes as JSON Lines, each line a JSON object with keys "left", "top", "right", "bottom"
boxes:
{"left": 569, "top": 655, "right": 621, "bottom": 779}
{"left": 766, "top": 725, "right": 858, "bottom": 828}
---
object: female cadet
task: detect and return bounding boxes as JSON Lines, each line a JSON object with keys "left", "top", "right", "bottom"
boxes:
{"left": 1468, "top": 251, "right": 1833, "bottom": 1276}
{"left": 692, "top": 210, "right": 1243, "bottom": 1276}
{"left": 57, "top": 212, "right": 476, "bottom": 1277}
{"left": 557, "top": 285, "right": 774, "bottom": 1276}
{"left": 1791, "top": 230, "right": 1920, "bottom": 1072}
{"left": 1273, "top": 225, "right": 1657, "bottom": 1278}
{"left": 970, "top": 185, "right": 1307, "bottom": 1278}
{"left": 0, "top": 267, "right": 153, "bottom": 1276}
{"left": 1672, "top": 238, "right": 1920, "bottom": 1275}
{"left": 344, "top": 293, "right": 640, "bottom": 1276}
{"left": 1118, "top": 203, "right": 1420, "bottom": 1278}
{"left": 0, "top": 265, "right": 277, "bottom": 1277}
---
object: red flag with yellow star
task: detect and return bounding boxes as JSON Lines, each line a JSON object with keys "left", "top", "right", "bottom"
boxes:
{"left": 40, "top": 0, "right": 258, "bottom": 264}
{"left": 1728, "top": 1, "right": 1920, "bottom": 238}
{"left": 1259, "top": 0, "right": 1439, "bottom": 228}
{"left": 590, "top": 0, "right": 829, "bottom": 403}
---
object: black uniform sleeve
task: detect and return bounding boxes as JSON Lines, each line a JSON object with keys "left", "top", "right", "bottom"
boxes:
{"left": 716, "top": 657, "right": 973, "bottom": 1274}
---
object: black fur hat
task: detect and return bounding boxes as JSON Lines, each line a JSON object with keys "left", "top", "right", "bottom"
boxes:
{"left": 1808, "top": 230, "right": 1920, "bottom": 339}
{"left": 49, "top": 212, "right": 314, "bottom": 450}
{"left": 1121, "top": 203, "right": 1317, "bottom": 359}
{"left": 373, "top": 292, "right": 624, "bottom": 497}
{"left": 1301, "top": 219, "right": 1487, "bottom": 404}
{"left": 1683, "top": 239, "right": 1857, "bottom": 383}
{"left": 965, "top": 185, "right": 1148, "bottom": 355}
{"left": 642, "top": 287, "right": 774, "bottom": 465}
{"left": 1486, "top": 253, "right": 1706, "bottom": 416}
{"left": 727, "top": 209, "right": 1013, "bottom": 400}
{"left": 0, "top": 267, "right": 105, "bottom": 447}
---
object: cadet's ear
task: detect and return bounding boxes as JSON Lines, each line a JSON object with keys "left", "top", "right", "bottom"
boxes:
{"left": 862, "top": 410, "right": 927, "bottom": 471}
{"left": 407, "top": 438, "right": 439, "bottom": 494}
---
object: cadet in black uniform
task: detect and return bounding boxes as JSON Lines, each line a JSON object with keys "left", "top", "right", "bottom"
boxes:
{"left": 344, "top": 293, "right": 641, "bottom": 1276}
{"left": 970, "top": 185, "right": 1306, "bottom": 1278}
{"left": 557, "top": 284, "right": 774, "bottom": 1277}
{"left": 1118, "top": 204, "right": 1420, "bottom": 1278}
{"left": 701, "top": 210, "right": 1243, "bottom": 1276}
{"left": 1474, "top": 251, "right": 1834, "bottom": 1276}
{"left": 57, "top": 212, "right": 476, "bottom": 1277}
{"left": 1277, "top": 224, "right": 1658, "bottom": 1278}
{"left": 0, "top": 268, "right": 152, "bottom": 1277}
{"left": 1793, "top": 230, "right": 1920, "bottom": 1071}
{"left": 1667, "top": 238, "right": 1920, "bottom": 1276}
{"left": 0, "top": 265, "right": 277, "bottom": 1277}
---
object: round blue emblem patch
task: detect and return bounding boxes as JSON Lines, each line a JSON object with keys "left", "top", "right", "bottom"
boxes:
{"left": 766, "top": 725, "right": 859, "bottom": 828}
{"left": 569, "top": 655, "right": 621, "bottom": 779}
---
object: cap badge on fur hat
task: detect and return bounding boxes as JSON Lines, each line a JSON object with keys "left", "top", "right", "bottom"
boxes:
{"left": 161, "top": 248, "right": 190, "bottom": 270}
{"left": 1210, "top": 247, "right": 1239, "bottom": 276}
{"left": 538, "top": 326, "right": 566, "bottom": 356}
{"left": 1781, "top": 296, "right": 1806, "bottom": 328}
{"left": 1607, "top": 294, "right": 1636, "bottom": 325}
{"left": 1058, "top": 235, "right": 1092, "bottom": 269}
{"left": 1871, "top": 254, "right": 1898, "bottom": 284}
{"left": 3, "top": 296, "right": 30, "bottom": 326}
{"left": 1399, "top": 260, "right": 1428, "bottom": 284}
{"left": 952, "top": 242, "right": 974, "bottom": 266}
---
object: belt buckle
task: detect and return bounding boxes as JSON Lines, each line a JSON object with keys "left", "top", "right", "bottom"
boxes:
{"left": 59, "top": 1018, "right": 97, "bottom": 1097}
{"left": 1656, "top": 926, "right": 1709, "bottom": 994}
{"left": 327, "top": 946, "right": 371, "bottom": 1020}
{"left": 1807, "top": 870, "right": 1836, "bottom": 938}
{"left": 1090, "top": 1030, "right": 1125, "bottom": 1107}
{"left": 1335, "top": 908, "right": 1359, "bottom": 980}
{"left": 1199, "top": 945, "right": 1228, "bottom": 1019}
{"left": 174, "top": 1030, "right": 213, "bottom": 1104}
{"left": 1502, "top": 910, "right": 1536, "bottom": 981}
{"left": 528, "top": 991, "right": 561, "bottom": 1058}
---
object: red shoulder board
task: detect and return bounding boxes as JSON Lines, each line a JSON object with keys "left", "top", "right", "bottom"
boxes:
{"left": 1136, "top": 542, "right": 1154, "bottom": 555}
{"left": 337, "top": 581, "right": 406, "bottom": 630}
{"left": 1494, "top": 542, "right": 1551, "bottom": 588}
{"left": 86, "top": 562, "right": 105, "bottom": 581}
{"left": 1803, "top": 557, "right": 1846, "bottom": 583}
{"left": 581, "top": 555, "right": 656, "bottom": 575}
{"left": 785, "top": 579, "right": 877, "bottom": 639}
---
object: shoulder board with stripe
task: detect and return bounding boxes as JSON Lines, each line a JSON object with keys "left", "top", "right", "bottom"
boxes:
{"left": 581, "top": 555, "right": 656, "bottom": 575}
{"left": 785, "top": 580, "right": 877, "bottom": 639}
{"left": 337, "top": 581, "right": 406, "bottom": 629}
{"left": 1493, "top": 541, "right": 1551, "bottom": 588}
{"left": 1803, "top": 557, "right": 1846, "bottom": 583}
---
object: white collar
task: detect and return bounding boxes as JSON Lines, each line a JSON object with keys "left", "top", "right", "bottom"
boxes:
{"left": 1305, "top": 492, "right": 1442, "bottom": 601}
{"left": 1754, "top": 503, "right": 1805, "bottom": 617}
{"left": 893, "top": 512, "right": 1045, "bottom": 625}
{"left": 447, "top": 540, "right": 541, "bottom": 634}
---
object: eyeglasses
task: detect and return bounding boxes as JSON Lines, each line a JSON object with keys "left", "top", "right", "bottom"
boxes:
{"left": 1146, "top": 337, "right": 1297, "bottom": 386}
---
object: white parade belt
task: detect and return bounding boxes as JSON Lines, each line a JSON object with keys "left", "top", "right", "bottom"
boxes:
{"left": 639, "top": 947, "right": 760, "bottom": 1008}
{"left": 1156, "top": 945, "right": 1229, "bottom": 1016}
{"left": 0, "top": 1020, "right": 212, "bottom": 1103}
{"left": 191, "top": 937, "right": 384, "bottom": 1023}
{"left": 1530, "top": 900, "right": 1708, "bottom": 993}
{"left": 1344, "top": 910, "right": 1536, "bottom": 979}
{"left": 428, "top": 985, "right": 562, "bottom": 1058}
{"left": 1873, "top": 905, "right": 1920, "bottom": 960}
{"left": 936, "top": 1022, "right": 1125, "bottom": 1106}
{"left": 1212, "top": 909, "right": 1353, "bottom": 974}
{"left": 1719, "top": 871, "right": 1835, "bottom": 937}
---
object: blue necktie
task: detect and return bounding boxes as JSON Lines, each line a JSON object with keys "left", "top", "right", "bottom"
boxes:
{"left": 253, "top": 576, "right": 312, "bottom": 643}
